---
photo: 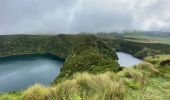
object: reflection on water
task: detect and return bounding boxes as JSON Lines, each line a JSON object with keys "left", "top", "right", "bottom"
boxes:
{"left": 0, "top": 55, "right": 63, "bottom": 92}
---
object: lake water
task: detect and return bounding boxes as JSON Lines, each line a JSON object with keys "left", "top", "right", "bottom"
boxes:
{"left": 116, "top": 52, "right": 142, "bottom": 67}
{"left": 0, "top": 54, "right": 63, "bottom": 92}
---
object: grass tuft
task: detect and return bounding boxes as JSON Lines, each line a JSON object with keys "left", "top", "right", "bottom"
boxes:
{"left": 21, "top": 84, "right": 49, "bottom": 100}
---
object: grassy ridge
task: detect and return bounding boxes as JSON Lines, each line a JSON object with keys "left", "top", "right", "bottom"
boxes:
{"left": 1, "top": 34, "right": 169, "bottom": 59}
{"left": 0, "top": 33, "right": 170, "bottom": 99}
{"left": 0, "top": 34, "right": 170, "bottom": 81}
{"left": 123, "top": 31, "right": 170, "bottom": 44}
{"left": 119, "top": 40, "right": 170, "bottom": 59}
{"left": 55, "top": 44, "right": 120, "bottom": 83}
{"left": 0, "top": 34, "right": 121, "bottom": 82}
{"left": 0, "top": 34, "right": 109, "bottom": 58}
{"left": 1, "top": 55, "right": 169, "bottom": 100}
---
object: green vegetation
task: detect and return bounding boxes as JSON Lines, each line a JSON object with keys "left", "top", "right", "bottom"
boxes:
{"left": 55, "top": 44, "right": 120, "bottom": 83}
{"left": 1, "top": 55, "right": 170, "bottom": 100}
{"left": 0, "top": 33, "right": 170, "bottom": 99}
{"left": 123, "top": 31, "right": 170, "bottom": 44}
{"left": 0, "top": 34, "right": 169, "bottom": 80}
{"left": 0, "top": 34, "right": 112, "bottom": 59}
{"left": 0, "top": 34, "right": 120, "bottom": 81}
{"left": 119, "top": 40, "right": 170, "bottom": 59}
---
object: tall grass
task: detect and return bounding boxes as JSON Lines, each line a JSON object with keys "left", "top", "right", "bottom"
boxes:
{"left": 0, "top": 55, "right": 170, "bottom": 100}
{"left": 0, "top": 94, "right": 20, "bottom": 100}
{"left": 21, "top": 84, "right": 50, "bottom": 100}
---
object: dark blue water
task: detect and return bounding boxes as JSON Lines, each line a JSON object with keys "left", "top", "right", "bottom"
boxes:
{"left": 0, "top": 54, "right": 63, "bottom": 92}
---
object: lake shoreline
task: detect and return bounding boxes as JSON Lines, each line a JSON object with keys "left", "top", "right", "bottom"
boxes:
{"left": 116, "top": 51, "right": 142, "bottom": 67}
{"left": 0, "top": 54, "right": 63, "bottom": 92}
{"left": 0, "top": 53, "right": 65, "bottom": 62}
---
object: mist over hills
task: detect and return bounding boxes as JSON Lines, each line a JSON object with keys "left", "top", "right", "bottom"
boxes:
{"left": 1, "top": 0, "right": 170, "bottom": 34}
{"left": 123, "top": 31, "right": 170, "bottom": 37}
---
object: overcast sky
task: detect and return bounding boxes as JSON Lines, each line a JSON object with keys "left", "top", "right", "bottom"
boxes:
{"left": 0, "top": 0, "right": 170, "bottom": 34}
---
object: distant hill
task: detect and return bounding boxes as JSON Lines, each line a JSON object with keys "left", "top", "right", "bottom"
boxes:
{"left": 124, "top": 31, "right": 170, "bottom": 38}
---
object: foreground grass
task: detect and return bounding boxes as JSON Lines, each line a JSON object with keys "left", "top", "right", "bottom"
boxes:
{"left": 0, "top": 55, "right": 170, "bottom": 100}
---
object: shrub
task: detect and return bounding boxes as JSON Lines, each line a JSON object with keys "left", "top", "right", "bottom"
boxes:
{"left": 21, "top": 84, "right": 49, "bottom": 100}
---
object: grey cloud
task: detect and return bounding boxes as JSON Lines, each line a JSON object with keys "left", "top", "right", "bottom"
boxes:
{"left": 0, "top": 0, "right": 170, "bottom": 34}
{"left": 69, "top": 8, "right": 134, "bottom": 32}
{"left": 0, "top": 0, "right": 78, "bottom": 34}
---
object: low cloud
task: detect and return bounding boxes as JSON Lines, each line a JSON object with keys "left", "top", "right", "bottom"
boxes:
{"left": 0, "top": 0, "right": 169, "bottom": 34}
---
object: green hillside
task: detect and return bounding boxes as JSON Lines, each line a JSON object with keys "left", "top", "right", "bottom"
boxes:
{"left": 123, "top": 31, "right": 170, "bottom": 44}
{"left": 0, "top": 54, "right": 170, "bottom": 100}
{"left": 0, "top": 34, "right": 170, "bottom": 100}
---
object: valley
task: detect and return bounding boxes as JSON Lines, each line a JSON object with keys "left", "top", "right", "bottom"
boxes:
{"left": 0, "top": 33, "right": 170, "bottom": 100}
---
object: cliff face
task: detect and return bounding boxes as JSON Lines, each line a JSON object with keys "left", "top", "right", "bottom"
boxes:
{"left": 0, "top": 34, "right": 170, "bottom": 81}
{"left": 0, "top": 34, "right": 117, "bottom": 58}
{"left": 0, "top": 34, "right": 120, "bottom": 81}
{"left": 119, "top": 40, "right": 170, "bottom": 59}
{"left": 0, "top": 34, "right": 170, "bottom": 99}
{"left": 54, "top": 44, "right": 120, "bottom": 83}
{"left": 1, "top": 54, "right": 170, "bottom": 100}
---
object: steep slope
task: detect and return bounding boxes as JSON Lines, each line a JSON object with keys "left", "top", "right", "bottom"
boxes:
{"left": 1, "top": 55, "right": 169, "bottom": 100}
